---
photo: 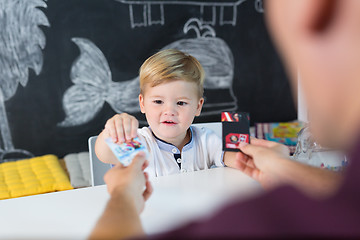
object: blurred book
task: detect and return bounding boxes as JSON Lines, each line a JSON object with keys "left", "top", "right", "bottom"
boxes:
{"left": 255, "top": 122, "right": 305, "bottom": 154}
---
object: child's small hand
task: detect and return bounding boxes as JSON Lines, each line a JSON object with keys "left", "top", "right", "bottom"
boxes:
{"left": 104, "top": 113, "right": 139, "bottom": 144}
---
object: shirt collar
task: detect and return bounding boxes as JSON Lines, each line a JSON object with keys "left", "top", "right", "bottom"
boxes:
{"left": 149, "top": 126, "right": 194, "bottom": 153}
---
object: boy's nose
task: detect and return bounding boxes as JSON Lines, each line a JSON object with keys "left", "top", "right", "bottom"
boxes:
{"left": 163, "top": 104, "right": 176, "bottom": 116}
{"left": 164, "top": 110, "right": 176, "bottom": 116}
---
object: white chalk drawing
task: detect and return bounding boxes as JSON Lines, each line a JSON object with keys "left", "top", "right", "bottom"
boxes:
{"left": 254, "top": 0, "right": 264, "bottom": 13}
{"left": 60, "top": 18, "right": 237, "bottom": 127}
{"left": 116, "top": 0, "right": 262, "bottom": 28}
{"left": 163, "top": 18, "right": 237, "bottom": 113}
{"left": 127, "top": 2, "right": 165, "bottom": 28}
{"left": 0, "top": 0, "right": 50, "bottom": 161}
{"left": 59, "top": 38, "right": 140, "bottom": 127}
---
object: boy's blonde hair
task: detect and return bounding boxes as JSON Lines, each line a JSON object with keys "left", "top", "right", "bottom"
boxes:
{"left": 139, "top": 49, "right": 205, "bottom": 98}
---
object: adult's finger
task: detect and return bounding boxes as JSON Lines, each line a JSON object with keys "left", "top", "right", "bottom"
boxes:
{"left": 239, "top": 142, "right": 261, "bottom": 157}
{"left": 144, "top": 171, "right": 150, "bottom": 181}
{"left": 250, "top": 138, "right": 278, "bottom": 148}
{"left": 236, "top": 159, "right": 261, "bottom": 181}
{"left": 142, "top": 159, "right": 149, "bottom": 171}
{"left": 143, "top": 180, "right": 153, "bottom": 201}
{"left": 236, "top": 152, "right": 256, "bottom": 168}
{"left": 236, "top": 151, "right": 250, "bottom": 163}
{"left": 129, "top": 152, "right": 147, "bottom": 171}
{"left": 104, "top": 162, "right": 124, "bottom": 179}
{"left": 112, "top": 162, "right": 125, "bottom": 169}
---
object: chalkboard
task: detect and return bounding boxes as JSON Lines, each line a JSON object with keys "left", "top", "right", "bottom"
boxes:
{"left": 1, "top": 0, "right": 296, "bottom": 160}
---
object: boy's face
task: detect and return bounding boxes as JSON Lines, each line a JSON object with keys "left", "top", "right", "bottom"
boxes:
{"left": 139, "top": 80, "right": 204, "bottom": 143}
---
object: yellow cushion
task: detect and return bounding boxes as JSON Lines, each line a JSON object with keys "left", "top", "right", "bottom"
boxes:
{"left": 0, "top": 155, "right": 73, "bottom": 200}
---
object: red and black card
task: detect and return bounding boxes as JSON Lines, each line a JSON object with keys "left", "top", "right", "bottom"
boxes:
{"left": 222, "top": 112, "right": 250, "bottom": 152}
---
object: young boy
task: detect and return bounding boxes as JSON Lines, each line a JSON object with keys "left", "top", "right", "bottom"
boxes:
{"left": 95, "top": 49, "right": 239, "bottom": 177}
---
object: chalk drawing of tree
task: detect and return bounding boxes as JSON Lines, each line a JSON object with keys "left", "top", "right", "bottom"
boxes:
{"left": 0, "top": 0, "right": 50, "bottom": 161}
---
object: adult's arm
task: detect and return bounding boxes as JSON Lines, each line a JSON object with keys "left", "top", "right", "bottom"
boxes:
{"left": 89, "top": 153, "right": 152, "bottom": 240}
{"left": 90, "top": 190, "right": 144, "bottom": 240}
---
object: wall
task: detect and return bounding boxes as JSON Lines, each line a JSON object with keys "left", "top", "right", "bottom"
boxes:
{"left": 1, "top": 0, "right": 296, "bottom": 159}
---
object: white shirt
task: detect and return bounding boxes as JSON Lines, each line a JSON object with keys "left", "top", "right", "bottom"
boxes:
{"left": 138, "top": 126, "right": 224, "bottom": 178}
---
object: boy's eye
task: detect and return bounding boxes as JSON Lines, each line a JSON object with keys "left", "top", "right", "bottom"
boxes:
{"left": 153, "top": 100, "right": 163, "bottom": 104}
{"left": 177, "top": 101, "right": 187, "bottom": 106}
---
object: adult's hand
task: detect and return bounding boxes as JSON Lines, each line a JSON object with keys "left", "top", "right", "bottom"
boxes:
{"left": 90, "top": 152, "right": 152, "bottom": 240}
{"left": 236, "top": 138, "right": 343, "bottom": 199}
{"left": 235, "top": 138, "right": 290, "bottom": 189}
{"left": 104, "top": 152, "right": 153, "bottom": 213}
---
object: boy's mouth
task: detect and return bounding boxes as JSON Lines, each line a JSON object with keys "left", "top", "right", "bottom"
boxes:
{"left": 161, "top": 120, "right": 177, "bottom": 125}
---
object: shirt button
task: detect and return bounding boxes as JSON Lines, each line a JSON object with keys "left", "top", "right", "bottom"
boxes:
{"left": 177, "top": 158, "right": 181, "bottom": 163}
{"left": 171, "top": 148, "right": 177, "bottom": 154}
{"left": 181, "top": 169, "right": 187, "bottom": 173}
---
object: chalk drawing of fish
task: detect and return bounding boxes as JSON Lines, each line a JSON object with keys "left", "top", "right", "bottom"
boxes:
{"left": 59, "top": 38, "right": 140, "bottom": 127}
{"left": 59, "top": 18, "right": 237, "bottom": 127}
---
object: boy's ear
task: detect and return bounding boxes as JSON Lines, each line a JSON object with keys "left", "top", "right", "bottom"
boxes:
{"left": 195, "top": 97, "right": 204, "bottom": 117}
{"left": 139, "top": 94, "right": 145, "bottom": 113}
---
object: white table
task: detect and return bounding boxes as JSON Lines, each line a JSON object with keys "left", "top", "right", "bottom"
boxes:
{"left": 0, "top": 167, "right": 262, "bottom": 239}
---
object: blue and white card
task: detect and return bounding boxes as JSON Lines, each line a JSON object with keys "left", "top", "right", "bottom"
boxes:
{"left": 105, "top": 137, "right": 148, "bottom": 166}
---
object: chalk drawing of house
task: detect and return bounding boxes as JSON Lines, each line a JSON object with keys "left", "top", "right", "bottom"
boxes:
{"left": 117, "top": 0, "right": 261, "bottom": 28}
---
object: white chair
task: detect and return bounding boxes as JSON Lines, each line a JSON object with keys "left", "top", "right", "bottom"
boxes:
{"left": 192, "top": 122, "right": 221, "bottom": 137}
{"left": 88, "top": 136, "right": 112, "bottom": 186}
{"left": 88, "top": 123, "right": 222, "bottom": 187}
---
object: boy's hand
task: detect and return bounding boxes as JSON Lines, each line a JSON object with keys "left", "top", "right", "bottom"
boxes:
{"left": 104, "top": 113, "right": 139, "bottom": 144}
